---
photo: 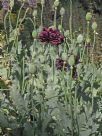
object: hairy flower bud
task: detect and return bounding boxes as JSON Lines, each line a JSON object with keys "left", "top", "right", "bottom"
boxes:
{"left": 60, "top": 7, "right": 65, "bottom": 16}
{"left": 64, "top": 30, "right": 69, "bottom": 38}
{"left": 68, "top": 55, "right": 75, "bottom": 66}
{"left": 32, "top": 30, "right": 37, "bottom": 38}
{"left": 62, "top": 52, "right": 67, "bottom": 60}
{"left": 54, "top": 0, "right": 59, "bottom": 8}
{"left": 41, "top": 0, "right": 45, "bottom": 5}
{"left": 77, "top": 34, "right": 83, "bottom": 44}
{"left": 33, "top": 9, "right": 37, "bottom": 17}
{"left": 92, "top": 22, "right": 97, "bottom": 31}
{"left": 86, "top": 12, "right": 92, "bottom": 21}
{"left": 29, "top": 63, "right": 36, "bottom": 74}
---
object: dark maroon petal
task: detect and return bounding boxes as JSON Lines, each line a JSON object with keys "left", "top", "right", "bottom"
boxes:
{"left": 56, "top": 58, "right": 68, "bottom": 71}
{"left": 28, "top": 0, "right": 37, "bottom": 7}
{"left": 2, "top": 0, "right": 9, "bottom": 10}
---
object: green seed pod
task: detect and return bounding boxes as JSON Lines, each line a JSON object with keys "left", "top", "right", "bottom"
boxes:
{"left": 60, "top": 7, "right": 65, "bottom": 16}
{"left": 86, "top": 12, "right": 92, "bottom": 21}
{"left": 68, "top": 55, "right": 75, "bottom": 66}
{"left": 29, "top": 64, "right": 36, "bottom": 74}
{"left": 77, "top": 34, "right": 83, "bottom": 44}
{"left": 33, "top": 9, "right": 37, "bottom": 17}
{"left": 86, "top": 38, "right": 91, "bottom": 44}
{"left": 64, "top": 30, "right": 69, "bottom": 37}
{"left": 58, "top": 25, "right": 62, "bottom": 31}
{"left": 41, "top": 0, "right": 45, "bottom": 5}
{"left": 62, "top": 52, "right": 67, "bottom": 60}
{"left": 92, "top": 22, "right": 97, "bottom": 30}
{"left": 32, "top": 30, "right": 37, "bottom": 38}
{"left": 54, "top": 0, "right": 59, "bottom": 7}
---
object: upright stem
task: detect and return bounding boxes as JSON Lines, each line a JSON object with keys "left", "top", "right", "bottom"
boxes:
{"left": 70, "top": 66, "right": 74, "bottom": 136}
{"left": 54, "top": 7, "right": 57, "bottom": 28}
{"left": 61, "top": 16, "right": 63, "bottom": 28}
{"left": 69, "top": 0, "right": 73, "bottom": 41}
{"left": 41, "top": 4, "right": 44, "bottom": 27}
{"left": 4, "top": 12, "right": 9, "bottom": 45}
{"left": 13, "top": 3, "right": 24, "bottom": 47}
{"left": 91, "top": 31, "right": 96, "bottom": 113}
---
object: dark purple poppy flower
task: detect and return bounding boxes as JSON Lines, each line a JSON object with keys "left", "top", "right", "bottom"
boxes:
{"left": 56, "top": 55, "right": 81, "bottom": 78}
{"left": 38, "top": 27, "right": 64, "bottom": 46}
{"left": 75, "top": 55, "right": 80, "bottom": 65}
{"left": 38, "top": 27, "right": 49, "bottom": 43}
{"left": 2, "top": 0, "right": 9, "bottom": 11}
{"left": 55, "top": 58, "right": 68, "bottom": 71}
{"left": 28, "top": 0, "right": 37, "bottom": 8}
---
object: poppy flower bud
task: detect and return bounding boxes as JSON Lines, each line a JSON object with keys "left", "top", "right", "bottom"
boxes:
{"left": 33, "top": 9, "right": 37, "bottom": 17}
{"left": 92, "top": 22, "right": 97, "bottom": 31}
{"left": 86, "top": 38, "right": 91, "bottom": 44}
{"left": 68, "top": 55, "right": 75, "bottom": 66}
{"left": 64, "top": 30, "right": 69, "bottom": 38}
{"left": 62, "top": 52, "right": 67, "bottom": 60}
{"left": 9, "top": 0, "right": 14, "bottom": 10}
{"left": 29, "top": 64, "right": 36, "bottom": 74}
{"left": 86, "top": 12, "right": 92, "bottom": 21}
{"left": 54, "top": 0, "right": 59, "bottom": 8}
{"left": 60, "top": 7, "right": 65, "bottom": 16}
{"left": 77, "top": 34, "right": 83, "bottom": 44}
{"left": 41, "top": 0, "right": 45, "bottom": 5}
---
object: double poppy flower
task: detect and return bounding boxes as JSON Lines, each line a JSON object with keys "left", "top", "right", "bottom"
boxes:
{"left": 38, "top": 27, "right": 64, "bottom": 46}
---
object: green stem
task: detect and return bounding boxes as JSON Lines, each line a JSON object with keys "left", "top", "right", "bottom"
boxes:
{"left": 70, "top": 66, "right": 74, "bottom": 136}
{"left": 41, "top": 4, "right": 44, "bottom": 27}
{"left": 69, "top": 0, "right": 73, "bottom": 41}
{"left": 13, "top": 3, "right": 24, "bottom": 47}
{"left": 61, "top": 16, "right": 63, "bottom": 28}
{"left": 4, "top": 12, "right": 9, "bottom": 45}
{"left": 54, "top": 7, "right": 57, "bottom": 28}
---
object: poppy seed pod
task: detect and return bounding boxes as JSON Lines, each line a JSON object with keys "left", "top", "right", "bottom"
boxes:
{"left": 68, "top": 55, "right": 75, "bottom": 66}
{"left": 33, "top": 9, "right": 37, "bottom": 17}
{"left": 64, "top": 30, "right": 69, "bottom": 38}
{"left": 32, "top": 30, "right": 37, "bottom": 38}
{"left": 77, "top": 34, "right": 83, "bottom": 44}
{"left": 86, "top": 12, "right": 92, "bottom": 21}
{"left": 29, "top": 63, "right": 36, "bottom": 74}
{"left": 62, "top": 52, "right": 67, "bottom": 60}
{"left": 41, "top": 0, "right": 45, "bottom": 5}
{"left": 54, "top": 0, "right": 59, "bottom": 7}
{"left": 60, "top": 7, "right": 65, "bottom": 16}
{"left": 92, "top": 22, "right": 97, "bottom": 31}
